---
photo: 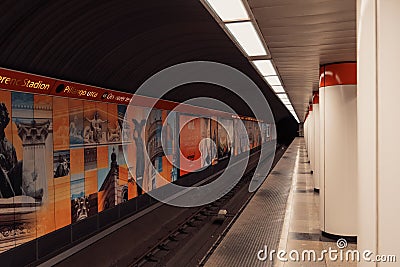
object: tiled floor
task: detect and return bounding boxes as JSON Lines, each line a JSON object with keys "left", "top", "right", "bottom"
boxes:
{"left": 276, "top": 138, "right": 357, "bottom": 267}
{"left": 205, "top": 138, "right": 358, "bottom": 267}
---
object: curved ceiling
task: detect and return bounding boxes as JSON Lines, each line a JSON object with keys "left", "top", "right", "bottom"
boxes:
{"left": 0, "top": 0, "right": 295, "bottom": 124}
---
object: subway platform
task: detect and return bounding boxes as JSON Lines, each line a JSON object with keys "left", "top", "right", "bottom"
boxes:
{"left": 203, "top": 138, "right": 357, "bottom": 267}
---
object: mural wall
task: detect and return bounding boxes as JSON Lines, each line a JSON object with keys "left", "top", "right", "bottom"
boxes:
{"left": 0, "top": 69, "right": 275, "bottom": 253}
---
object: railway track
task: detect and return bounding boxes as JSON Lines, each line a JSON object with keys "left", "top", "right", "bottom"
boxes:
{"left": 129, "top": 145, "right": 286, "bottom": 267}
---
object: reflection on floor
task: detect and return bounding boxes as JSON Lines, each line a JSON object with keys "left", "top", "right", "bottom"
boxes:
{"left": 205, "top": 138, "right": 357, "bottom": 267}
{"left": 276, "top": 138, "right": 357, "bottom": 267}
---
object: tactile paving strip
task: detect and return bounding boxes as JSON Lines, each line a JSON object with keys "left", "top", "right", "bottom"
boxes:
{"left": 204, "top": 139, "right": 300, "bottom": 267}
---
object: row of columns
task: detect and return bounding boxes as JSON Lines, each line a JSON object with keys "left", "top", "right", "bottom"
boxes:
{"left": 304, "top": 63, "right": 358, "bottom": 238}
{"left": 303, "top": 1, "right": 400, "bottom": 263}
{"left": 304, "top": 0, "right": 400, "bottom": 266}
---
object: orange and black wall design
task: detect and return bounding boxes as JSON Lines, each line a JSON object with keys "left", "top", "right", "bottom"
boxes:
{"left": 0, "top": 88, "right": 271, "bottom": 254}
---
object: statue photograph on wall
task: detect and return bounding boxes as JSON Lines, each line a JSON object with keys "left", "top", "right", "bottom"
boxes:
{"left": 69, "top": 99, "right": 84, "bottom": 146}
{"left": 217, "top": 118, "right": 233, "bottom": 160}
{"left": 123, "top": 106, "right": 149, "bottom": 198}
{"left": 0, "top": 91, "right": 54, "bottom": 252}
{"left": 107, "top": 104, "right": 121, "bottom": 143}
{"left": 83, "top": 102, "right": 108, "bottom": 145}
{"left": 53, "top": 150, "right": 70, "bottom": 178}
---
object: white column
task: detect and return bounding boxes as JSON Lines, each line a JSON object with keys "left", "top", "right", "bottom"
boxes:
{"left": 319, "top": 86, "right": 325, "bottom": 228}
{"left": 358, "top": 0, "right": 400, "bottom": 263}
{"left": 313, "top": 94, "right": 320, "bottom": 191}
{"left": 304, "top": 116, "right": 308, "bottom": 152}
{"left": 320, "top": 63, "right": 357, "bottom": 237}
{"left": 309, "top": 108, "right": 314, "bottom": 172}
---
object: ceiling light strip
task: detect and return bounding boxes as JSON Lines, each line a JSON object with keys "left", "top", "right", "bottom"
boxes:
{"left": 202, "top": 0, "right": 299, "bottom": 122}
{"left": 205, "top": 0, "right": 250, "bottom": 22}
{"left": 225, "top": 22, "right": 267, "bottom": 57}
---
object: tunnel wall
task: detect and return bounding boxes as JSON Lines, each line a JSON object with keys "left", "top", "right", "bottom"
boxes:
{"left": 0, "top": 67, "right": 277, "bottom": 264}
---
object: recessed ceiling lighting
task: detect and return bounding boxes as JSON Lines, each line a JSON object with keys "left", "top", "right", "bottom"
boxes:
{"left": 225, "top": 22, "right": 267, "bottom": 57}
{"left": 252, "top": 60, "right": 276, "bottom": 76}
{"left": 264, "top": 76, "right": 281, "bottom": 86}
{"left": 277, "top": 94, "right": 288, "bottom": 100}
{"left": 205, "top": 0, "right": 250, "bottom": 22}
{"left": 272, "top": 85, "right": 285, "bottom": 93}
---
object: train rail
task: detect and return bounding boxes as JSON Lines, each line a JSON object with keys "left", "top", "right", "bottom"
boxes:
{"left": 128, "top": 145, "right": 286, "bottom": 267}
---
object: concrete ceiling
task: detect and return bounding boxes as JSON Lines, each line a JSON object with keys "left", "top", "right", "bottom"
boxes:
{"left": 248, "top": 0, "right": 357, "bottom": 121}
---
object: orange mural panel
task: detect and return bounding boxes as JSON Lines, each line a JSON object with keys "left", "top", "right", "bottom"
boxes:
{"left": 97, "top": 190, "right": 105, "bottom": 213}
{"left": 70, "top": 148, "right": 84, "bottom": 174}
{"left": 97, "top": 146, "right": 109, "bottom": 169}
{"left": 85, "top": 169, "right": 98, "bottom": 196}
{"left": 179, "top": 116, "right": 202, "bottom": 176}
{"left": 119, "top": 165, "right": 129, "bottom": 186}
{"left": 54, "top": 176, "right": 71, "bottom": 229}
{"left": 53, "top": 97, "right": 70, "bottom": 150}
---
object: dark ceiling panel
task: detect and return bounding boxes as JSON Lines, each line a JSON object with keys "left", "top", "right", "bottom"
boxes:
{"left": 0, "top": 0, "right": 296, "bottom": 126}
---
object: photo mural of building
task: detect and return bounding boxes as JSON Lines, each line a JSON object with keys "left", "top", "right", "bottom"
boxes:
{"left": 162, "top": 111, "right": 178, "bottom": 182}
{"left": 145, "top": 109, "right": 163, "bottom": 191}
{"left": 0, "top": 67, "right": 275, "bottom": 254}
{"left": 98, "top": 148, "right": 126, "bottom": 211}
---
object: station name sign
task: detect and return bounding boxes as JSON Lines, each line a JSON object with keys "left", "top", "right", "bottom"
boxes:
{"left": 0, "top": 68, "right": 55, "bottom": 94}
{"left": 0, "top": 68, "right": 134, "bottom": 105}
{"left": 0, "top": 67, "right": 236, "bottom": 118}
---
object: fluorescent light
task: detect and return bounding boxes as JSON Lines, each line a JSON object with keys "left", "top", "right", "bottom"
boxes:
{"left": 277, "top": 94, "right": 288, "bottom": 100}
{"left": 226, "top": 22, "right": 267, "bottom": 57}
{"left": 252, "top": 60, "right": 276, "bottom": 76}
{"left": 289, "top": 110, "right": 299, "bottom": 122}
{"left": 281, "top": 100, "right": 291, "bottom": 105}
{"left": 264, "top": 76, "right": 281, "bottom": 86}
{"left": 272, "top": 85, "right": 285, "bottom": 93}
{"left": 205, "top": 0, "right": 250, "bottom": 22}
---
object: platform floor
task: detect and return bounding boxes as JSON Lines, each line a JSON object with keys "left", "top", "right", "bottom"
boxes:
{"left": 205, "top": 138, "right": 357, "bottom": 267}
